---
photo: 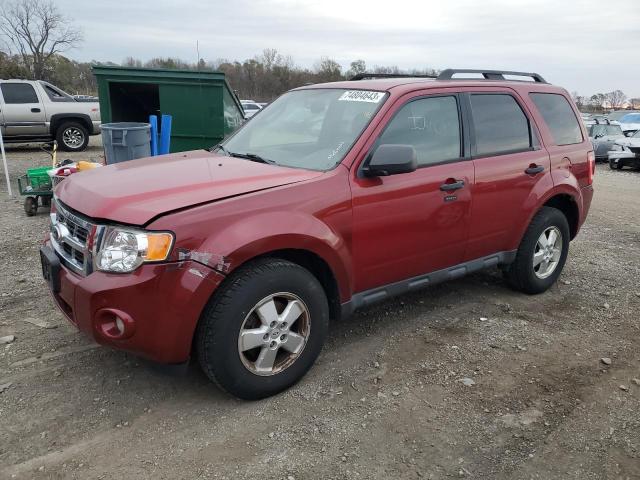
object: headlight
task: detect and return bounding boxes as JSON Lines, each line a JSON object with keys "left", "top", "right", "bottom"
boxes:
{"left": 610, "top": 144, "right": 623, "bottom": 151}
{"left": 94, "top": 226, "right": 174, "bottom": 273}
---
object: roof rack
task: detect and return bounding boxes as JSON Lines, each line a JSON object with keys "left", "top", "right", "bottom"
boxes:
{"left": 594, "top": 118, "right": 610, "bottom": 125}
{"left": 437, "top": 69, "right": 547, "bottom": 83}
{"left": 350, "top": 73, "right": 437, "bottom": 81}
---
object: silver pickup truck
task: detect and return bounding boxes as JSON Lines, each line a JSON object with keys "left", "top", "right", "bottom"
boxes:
{"left": 0, "top": 80, "right": 100, "bottom": 151}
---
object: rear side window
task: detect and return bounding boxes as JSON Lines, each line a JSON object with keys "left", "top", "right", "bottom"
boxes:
{"left": 0, "top": 83, "right": 39, "bottom": 104}
{"left": 377, "top": 95, "right": 461, "bottom": 166}
{"left": 470, "top": 94, "right": 531, "bottom": 156}
{"left": 530, "top": 93, "right": 583, "bottom": 145}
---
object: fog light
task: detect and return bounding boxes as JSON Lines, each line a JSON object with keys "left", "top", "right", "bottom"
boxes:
{"left": 95, "top": 308, "right": 135, "bottom": 340}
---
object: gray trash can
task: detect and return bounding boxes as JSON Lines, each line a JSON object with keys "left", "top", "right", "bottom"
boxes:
{"left": 101, "top": 122, "right": 151, "bottom": 164}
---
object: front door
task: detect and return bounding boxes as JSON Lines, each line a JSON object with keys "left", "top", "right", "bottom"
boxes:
{"left": 351, "top": 92, "right": 473, "bottom": 293}
{"left": 0, "top": 82, "right": 47, "bottom": 137}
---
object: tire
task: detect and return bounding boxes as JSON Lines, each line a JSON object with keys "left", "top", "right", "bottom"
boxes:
{"left": 41, "top": 196, "right": 51, "bottom": 207}
{"left": 504, "top": 206, "right": 570, "bottom": 294}
{"left": 24, "top": 196, "right": 38, "bottom": 216}
{"left": 196, "top": 258, "right": 329, "bottom": 400}
{"left": 56, "top": 121, "right": 89, "bottom": 152}
{"left": 609, "top": 159, "right": 616, "bottom": 170}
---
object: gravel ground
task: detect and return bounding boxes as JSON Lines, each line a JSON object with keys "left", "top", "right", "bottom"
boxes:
{"left": 0, "top": 141, "right": 639, "bottom": 480}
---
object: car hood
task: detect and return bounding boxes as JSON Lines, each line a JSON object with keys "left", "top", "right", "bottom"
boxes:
{"left": 614, "top": 137, "right": 640, "bottom": 148}
{"left": 55, "top": 150, "right": 323, "bottom": 225}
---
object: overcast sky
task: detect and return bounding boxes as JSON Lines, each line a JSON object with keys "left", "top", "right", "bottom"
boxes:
{"left": 56, "top": 0, "right": 640, "bottom": 97}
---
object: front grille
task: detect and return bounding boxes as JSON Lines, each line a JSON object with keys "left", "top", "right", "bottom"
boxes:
{"left": 50, "top": 199, "right": 96, "bottom": 276}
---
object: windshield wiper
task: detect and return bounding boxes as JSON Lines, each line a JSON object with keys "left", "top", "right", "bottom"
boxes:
{"left": 228, "top": 152, "right": 276, "bottom": 165}
{"left": 210, "top": 144, "right": 229, "bottom": 154}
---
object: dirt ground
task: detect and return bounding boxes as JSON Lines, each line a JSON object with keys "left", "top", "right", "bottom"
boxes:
{"left": 0, "top": 139, "right": 639, "bottom": 480}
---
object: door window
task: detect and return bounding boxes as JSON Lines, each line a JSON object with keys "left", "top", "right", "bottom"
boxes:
{"left": 377, "top": 96, "right": 461, "bottom": 166}
{"left": 1, "top": 83, "right": 39, "bottom": 104}
{"left": 470, "top": 94, "right": 532, "bottom": 156}
{"left": 529, "top": 93, "right": 583, "bottom": 145}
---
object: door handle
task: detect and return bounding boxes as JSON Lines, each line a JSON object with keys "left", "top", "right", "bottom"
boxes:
{"left": 525, "top": 165, "right": 544, "bottom": 175}
{"left": 439, "top": 179, "right": 465, "bottom": 191}
{"left": 31, "top": 107, "right": 41, "bottom": 113}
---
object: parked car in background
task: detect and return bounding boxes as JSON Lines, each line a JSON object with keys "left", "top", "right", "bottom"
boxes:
{"left": 588, "top": 121, "right": 625, "bottom": 161}
{"left": 240, "top": 100, "right": 263, "bottom": 119}
{"left": 0, "top": 80, "right": 100, "bottom": 151}
{"left": 42, "top": 69, "right": 594, "bottom": 399}
{"left": 608, "top": 129, "right": 640, "bottom": 170}
{"left": 615, "top": 113, "right": 640, "bottom": 135}
{"left": 583, "top": 114, "right": 607, "bottom": 128}
{"left": 607, "top": 110, "right": 640, "bottom": 123}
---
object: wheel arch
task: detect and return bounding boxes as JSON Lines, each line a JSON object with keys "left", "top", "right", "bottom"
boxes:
{"left": 49, "top": 113, "right": 92, "bottom": 136}
{"left": 542, "top": 193, "right": 580, "bottom": 239}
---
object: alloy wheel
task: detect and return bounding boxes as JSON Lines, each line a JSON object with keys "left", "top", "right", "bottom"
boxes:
{"left": 533, "top": 226, "right": 563, "bottom": 279}
{"left": 237, "top": 292, "right": 311, "bottom": 376}
{"left": 62, "top": 127, "right": 84, "bottom": 149}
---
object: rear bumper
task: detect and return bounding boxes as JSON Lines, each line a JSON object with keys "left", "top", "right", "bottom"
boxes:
{"left": 579, "top": 185, "right": 594, "bottom": 234}
{"left": 90, "top": 121, "right": 101, "bottom": 135}
{"left": 45, "top": 241, "right": 224, "bottom": 363}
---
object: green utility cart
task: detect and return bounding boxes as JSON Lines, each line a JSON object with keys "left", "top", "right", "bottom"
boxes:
{"left": 92, "top": 66, "right": 244, "bottom": 153}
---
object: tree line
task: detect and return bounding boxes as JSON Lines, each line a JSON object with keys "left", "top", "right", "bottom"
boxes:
{"left": 1, "top": 0, "right": 637, "bottom": 109}
{"left": 572, "top": 90, "right": 640, "bottom": 113}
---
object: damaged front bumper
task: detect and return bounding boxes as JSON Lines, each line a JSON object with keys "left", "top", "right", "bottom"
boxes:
{"left": 41, "top": 241, "right": 225, "bottom": 363}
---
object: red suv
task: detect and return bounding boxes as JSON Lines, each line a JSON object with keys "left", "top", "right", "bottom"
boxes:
{"left": 41, "top": 69, "right": 594, "bottom": 399}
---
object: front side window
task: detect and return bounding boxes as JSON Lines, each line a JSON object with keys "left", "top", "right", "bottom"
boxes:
{"left": 1, "top": 83, "right": 39, "bottom": 104}
{"left": 470, "top": 94, "right": 532, "bottom": 156}
{"left": 223, "top": 89, "right": 387, "bottom": 171}
{"left": 530, "top": 93, "right": 583, "bottom": 145}
{"left": 376, "top": 96, "right": 461, "bottom": 166}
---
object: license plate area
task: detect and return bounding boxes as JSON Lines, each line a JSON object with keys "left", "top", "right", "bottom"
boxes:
{"left": 40, "top": 245, "right": 61, "bottom": 293}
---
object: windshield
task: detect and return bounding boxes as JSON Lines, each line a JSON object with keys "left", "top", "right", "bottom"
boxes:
{"left": 221, "top": 88, "right": 387, "bottom": 171}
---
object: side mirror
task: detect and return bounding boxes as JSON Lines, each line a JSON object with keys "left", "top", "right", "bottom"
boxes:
{"left": 363, "top": 144, "right": 418, "bottom": 177}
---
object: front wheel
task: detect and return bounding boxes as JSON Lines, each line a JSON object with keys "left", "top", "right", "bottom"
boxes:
{"left": 504, "top": 206, "right": 570, "bottom": 294}
{"left": 196, "top": 258, "right": 329, "bottom": 400}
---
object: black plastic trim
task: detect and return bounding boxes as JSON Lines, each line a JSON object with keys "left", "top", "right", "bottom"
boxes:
{"left": 438, "top": 69, "right": 547, "bottom": 83}
{"left": 340, "top": 250, "right": 517, "bottom": 318}
{"left": 350, "top": 73, "right": 437, "bottom": 81}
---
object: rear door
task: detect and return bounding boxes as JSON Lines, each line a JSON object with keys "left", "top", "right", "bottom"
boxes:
{"left": 463, "top": 89, "right": 553, "bottom": 260}
{"left": 0, "top": 82, "right": 47, "bottom": 137}
{"left": 350, "top": 91, "right": 474, "bottom": 292}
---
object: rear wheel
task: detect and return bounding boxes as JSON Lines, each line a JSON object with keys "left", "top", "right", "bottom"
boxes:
{"left": 504, "top": 206, "right": 570, "bottom": 294}
{"left": 56, "top": 121, "right": 89, "bottom": 152}
{"left": 196, "top": 258, "right": 329, "bottom": 400}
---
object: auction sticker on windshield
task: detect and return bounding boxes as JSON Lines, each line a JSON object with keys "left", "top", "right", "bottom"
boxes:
{"left": 339, "top": 91, "right": 385, "bottom": 103}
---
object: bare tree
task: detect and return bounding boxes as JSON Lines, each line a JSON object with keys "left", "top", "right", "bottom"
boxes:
{"left": 605, "top": 90, "right": 627, "bottom": 110}
{"left": 0, "top": 0, "right": 82, "bottom": 80}
{"left": 630, "top": 98, "right": 640, "bottom": 109}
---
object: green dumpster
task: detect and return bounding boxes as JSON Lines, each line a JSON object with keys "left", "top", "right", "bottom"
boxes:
{"left": 92, "top": 66, "right": 244, "bottom": 153}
